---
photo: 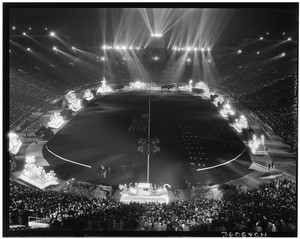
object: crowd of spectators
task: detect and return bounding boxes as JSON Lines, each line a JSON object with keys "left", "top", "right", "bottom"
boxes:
{"left": 216, "top": 40, "right": 297, "bottom": 150}
{"left": 9, "top": 37, "right": 102, "bottom": 127}
{"left": 9, "top": 177, "right": 296, "bottom": 233}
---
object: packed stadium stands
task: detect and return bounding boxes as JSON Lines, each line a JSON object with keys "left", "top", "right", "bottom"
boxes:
{"left": 9, "top": 178, "right": 296, "bottom": 232}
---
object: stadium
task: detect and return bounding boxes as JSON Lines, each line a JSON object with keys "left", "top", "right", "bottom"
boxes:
{"left": 4, "top": 4, "right": 298, "bottom": 237}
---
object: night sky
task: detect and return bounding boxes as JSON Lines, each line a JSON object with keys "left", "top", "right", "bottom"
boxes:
{"left": 7, "top": 3, "right": 299, "bottom": 45}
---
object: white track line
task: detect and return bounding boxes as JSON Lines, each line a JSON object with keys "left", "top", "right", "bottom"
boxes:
{"left": 196, "top": 148, "right": 246, "bottom": 172}
{"left": 45, "top": 145, "right": 92, "bottom": 168}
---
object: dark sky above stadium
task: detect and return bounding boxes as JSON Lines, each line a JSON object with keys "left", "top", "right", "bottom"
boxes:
{"left": 7, "top": 3, "right": 298, "bottom": 45}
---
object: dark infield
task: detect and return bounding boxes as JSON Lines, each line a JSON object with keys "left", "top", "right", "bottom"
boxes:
{"left": 43, "top": 91, "right": 252, "bottom": 188}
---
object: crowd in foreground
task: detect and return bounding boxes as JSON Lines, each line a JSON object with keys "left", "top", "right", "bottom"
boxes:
{"left": 9, "top": 178, "right": 296, "bottom": 232}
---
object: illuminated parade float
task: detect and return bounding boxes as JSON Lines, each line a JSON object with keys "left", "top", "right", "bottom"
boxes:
{"left": 9, "top": 132, "right": 22, "bottom": 155}
{"left": 83, "top": 88, "right": 94, "bottom": 101}
{"left": 213, "top": 95, "right": 224, "bottom": 107}
{"left": 19, "top": 155, "right": 58, "bottom": 189}
{"left": 120, "top": 183, "right": 170, "bottom": 204}
{"left": 194, "top": 81, "right": 211, "bottom": 98}
{"left": 248, "top": 134, "right": 268, "bottom": 155}
{"left": 129, "top": 81, "right": 148, "bottom": 90}
{"left": 232, "top": 115, "right": 249, "bottom": 133}
{"left": 220, "top": 100, "right": 235, "bottom": 119}
{"left": 65, "top": 90, "right": 82, "bottom": 112}
{"left": 48, "top": 112, "right": 65, "bottom": 129}
{"left": 97, "top": 77, "right": 112, "bottom": 94}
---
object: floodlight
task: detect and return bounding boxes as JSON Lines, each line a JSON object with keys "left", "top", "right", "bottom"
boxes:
{"left": 72, "top": 46, "right": 75, "bottom": 50}
{"left": 129, "top": 46, "right": 133, "bottom": 50}
{"left": 207, "top": 47, "right": 211, "bottom": 52}
{"left": 53, "top": 46, "right": 57, "bottom": 51}
{"left": 101, "top": 56, "right": 105, "bottom": 61}
{"left": 187, "top": 58, "right": 191, "bottom": 62}
{"left": 201, "top": 48, "right": 204, "bottom": 52}
{"left": 29, "top": 27, "right": 32, "bottom": 30}
{"left": 115, "top": 45, "right": 120, "bottom": 50}
{"left": 281, "top": 52, "right": 286, "bottom": 57}
{"left": 45, "top": 27, "right": 48, "bottom": 31}
{"left": 282, "top": 32, "right": 286, "bottom": 35}
{"left": 174, "top": 47, "right": 178, "bottom": 51}
{"left": 287, "top": 37, "right": 292, "bottom": 41}
{"left": 256, "top": 51, "right": 260, "bottom": 55}
{"left": 153, "top": 56, "right": 159, "bottom": 61}
{"left": 187, "top": 47, "right": 191, "bottom": 51}
{"left": 266, "top": 32, "right": 269, "bottom": 35}
{"left": 136, "top": 47, "right": 140, "bottom": 50}
{"left": 122, "top": 45, "right": 127, "bottom": 50}
{"left": 208, "top": 59, "right": 211, "bottom": 63}
{"left": 194, "top": 47, "right": 197, "bottom": 51}
{"left": 151, "top": 33, "right": 162, "bottom": 38}
{"left": 50, "top": 32, "right": 55, "bottom": 37}
{"left": 237, "top": 49, "right": 242, "bottom": 54}
{"left": 27, "top": 48, "right": 31, "bottom": 51}
{"left": 12, "top": 26, "right": 16, "bottom": 30}
{"left": 22, "top": 32, "right": 27, "bottom": 36}
{"left": 102, "top": 45, "right": 107, "bottom": 50}
{"left": 259, "top": 37, "right": 263, "bottom": 40}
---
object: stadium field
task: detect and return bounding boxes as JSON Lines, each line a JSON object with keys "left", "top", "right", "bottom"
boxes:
{"left": 43, "top": 90, "right": 252, "bottom": 188}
